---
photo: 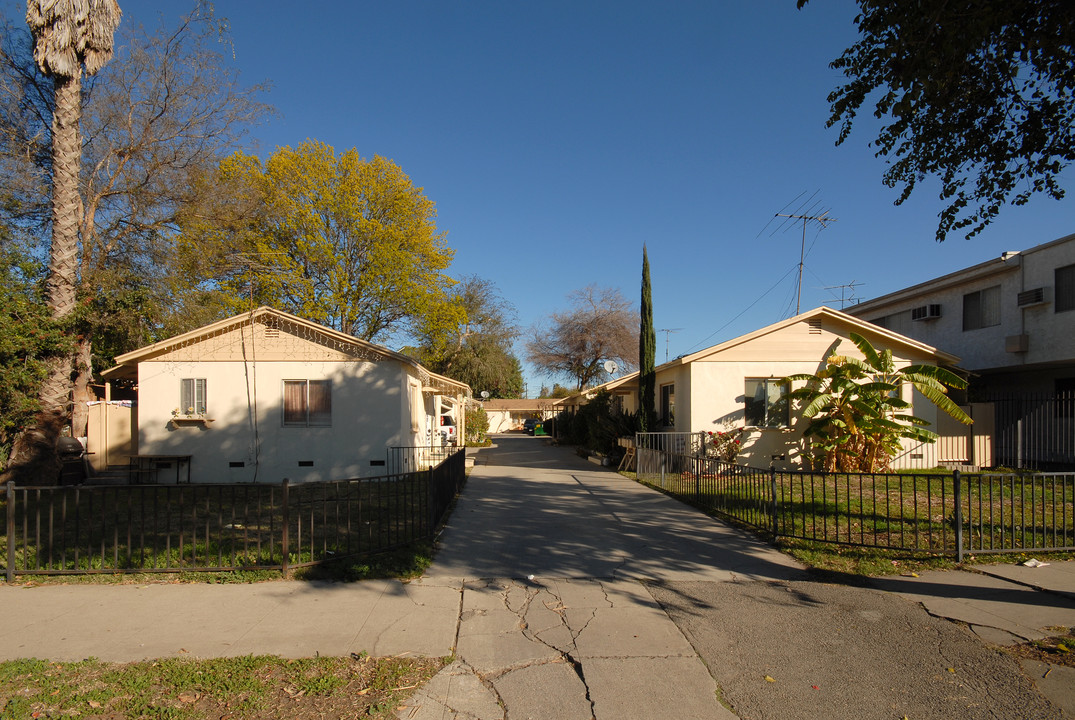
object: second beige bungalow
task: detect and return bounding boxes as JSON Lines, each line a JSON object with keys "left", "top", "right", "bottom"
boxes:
{"left": 569, "top": 306, "right": 986, "bottom": 470}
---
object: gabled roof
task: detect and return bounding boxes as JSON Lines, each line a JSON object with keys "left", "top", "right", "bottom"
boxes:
{"left": 102, "top": 306, "right": 470, "bottom": 395}
{"left": 482, "top": 399, "right": 565, "bottom": 412}
{"left": 568, "top": 306, "right": 962, "bottom": 401}
{"left": 673, "top": 306, "right": 960, "bottom": 367}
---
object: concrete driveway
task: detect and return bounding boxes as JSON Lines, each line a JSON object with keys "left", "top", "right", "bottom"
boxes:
{"left": 405, "top": 435, "right": 1073, "bottom": 720}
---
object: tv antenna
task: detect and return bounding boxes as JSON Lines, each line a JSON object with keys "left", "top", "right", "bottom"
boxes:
{"left": 658, "top": 328, "right": 683, "bottom": 362}
{"left": 823, "top": 281, "right": 862, "bottom": 309}
{"left": 773, "top": 208, "right": 836, "bottom": 315}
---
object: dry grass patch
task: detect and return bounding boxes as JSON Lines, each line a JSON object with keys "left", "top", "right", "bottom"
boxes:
{"left": 0, "top": 653, "right": 444, "bottom": 719}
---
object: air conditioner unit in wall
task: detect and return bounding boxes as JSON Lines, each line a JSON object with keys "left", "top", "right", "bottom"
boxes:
{"left": 911, "top": 304, "right": 942, "bottom": 321}
{"left": 1017, "top": 287, "right": 1048, "bottom": 307}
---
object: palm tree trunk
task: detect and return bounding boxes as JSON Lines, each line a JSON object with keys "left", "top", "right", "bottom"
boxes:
{"left": 71, "top": 336, "right": 94, "bottom": 438}
{"left": 47, "top": 75, "right": 82, "bottom": 318}
{"left": 2, "top": 75, "right": 82, "bottom": 483}
{"left": 41, "top": 74, "right": 82, "bottom": 411}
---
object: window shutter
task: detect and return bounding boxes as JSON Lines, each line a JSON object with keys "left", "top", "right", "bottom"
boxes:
{"left": 180, "top": 379, "right": 192, "bottom": 413}
{"left": 195, "top": 379, "right": 207, "bottom": 415}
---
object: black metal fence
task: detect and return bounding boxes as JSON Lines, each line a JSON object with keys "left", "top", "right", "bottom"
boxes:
{"left": 978, "top": 392, "right": 1075, "bottom": 470}
{"left": 386, "top": 445, "right": 458, "bottom": 476}
{"left": 2, "top": 448, "right": 466, "bottom": 581}
{"left": 636, "top": 443, "right": 1074, "bottom": 560}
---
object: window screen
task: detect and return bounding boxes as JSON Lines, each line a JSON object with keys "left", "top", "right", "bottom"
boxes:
{"left": 180, "top": 378, "right": 207, "bottom": 415}
{"left": 744, "top": 378, "right": 789, "bottom": 428}
{"left": 283, "top": 380, "right": 332, "bottom": 427}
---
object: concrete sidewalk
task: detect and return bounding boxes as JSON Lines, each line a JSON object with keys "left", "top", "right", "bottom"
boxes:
{"left": 2, "top": 436, "right": 1074, "bottom": 720}
{"left": 0, "top": 578, "right": 461, "bottom": 662}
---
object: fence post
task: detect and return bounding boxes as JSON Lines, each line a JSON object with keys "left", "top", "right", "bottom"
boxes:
{"left": 769, "top": 467, "right": 779, "bottom": 538}
{"left": 280, "top": 478, "right": 290, "bottom": 577}
{"left": 953, "top": 470, "right": 964, "bottom": 563}
{"left": 6, "top": 483, "right": 14, "bottom": 584}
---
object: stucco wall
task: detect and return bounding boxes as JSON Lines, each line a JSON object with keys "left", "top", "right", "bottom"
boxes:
{"left": 138, "top": 358, "right": 419, "bottom": 483}
{"left": 681, "top": 321, "right": 944, "bottom": 470}
{"left": 847, "top": 236, "right": 1075, "bottom": 372}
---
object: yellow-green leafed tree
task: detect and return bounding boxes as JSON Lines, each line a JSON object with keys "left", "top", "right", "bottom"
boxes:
{"left": 177, "top": 141, "right": 461, "bottom": 344}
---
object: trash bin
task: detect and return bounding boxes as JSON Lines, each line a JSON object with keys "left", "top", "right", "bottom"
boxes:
{"left": 57, "top": 436, "right": 86, "bottom": 485}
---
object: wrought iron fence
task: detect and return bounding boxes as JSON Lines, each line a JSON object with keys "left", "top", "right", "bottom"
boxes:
{"left": 387, "top": 445, "right": 458, "bottom": 475}
{"left": 635, "top": 440, "right": 1074, "bottom": 560}
{"left": 2, "top": 448, "right": 466, "bottom": 581}
{"left": 976, "top": 392, "right": 1075, "bottom": 471}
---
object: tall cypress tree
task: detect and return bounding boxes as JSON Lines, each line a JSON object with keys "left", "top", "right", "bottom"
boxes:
{"left": 639, "top": 245, "right": 656, "bottom": 431}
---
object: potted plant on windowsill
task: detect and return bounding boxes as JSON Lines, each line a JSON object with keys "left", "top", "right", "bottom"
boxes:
{"left": 170, "top": 407, "right": 213, "bottom": 427}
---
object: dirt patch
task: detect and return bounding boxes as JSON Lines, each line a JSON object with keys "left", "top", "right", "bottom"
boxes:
{"left": 1004, "top": 628, "right": 1075, "bottom": 669}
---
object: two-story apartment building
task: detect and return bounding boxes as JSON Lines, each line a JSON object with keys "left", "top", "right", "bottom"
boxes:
{"left": 845, "top": 233, "right": 1075, "bottom": 468}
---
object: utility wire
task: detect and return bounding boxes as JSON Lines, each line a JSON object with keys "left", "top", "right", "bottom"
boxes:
{"left": 683, "top": 265, "right": 798, "bottom": 355}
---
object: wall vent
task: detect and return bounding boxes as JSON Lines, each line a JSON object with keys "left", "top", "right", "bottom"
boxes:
{"left": 297, "top": 460, "right": 314, "bottom": 467}
{"left": 807, "top": 319, "right": 822, "bottom": 335}
{"left": 264, "top": 327, "right": 281, "bottom": 339}
{"left": 911, "top": 304, "right": 942, "bottom": 321}
{"left": 1017, "top": 287, "right": 1047, "bottom": 307}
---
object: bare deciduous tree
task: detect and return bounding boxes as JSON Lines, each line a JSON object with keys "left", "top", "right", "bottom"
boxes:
{"left": 526, "top": 285, "right": 638, "bottom": 391}
{"left": 0, "top": 2, "right": 269, "bottom": 480}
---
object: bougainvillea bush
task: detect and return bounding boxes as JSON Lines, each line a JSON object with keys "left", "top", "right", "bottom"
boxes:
{"left": 705, "top": 426, "right": 743, "bottom": 463}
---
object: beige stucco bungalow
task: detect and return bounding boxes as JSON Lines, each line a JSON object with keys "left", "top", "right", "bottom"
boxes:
{"left": 100, "top": 307, "right": 470, "bottom": 484}
{"left": 568, "top": 307, "right": 983, "bottom": 470}
{"left": 481, "top": 399, "right": 564, "bottom": 433}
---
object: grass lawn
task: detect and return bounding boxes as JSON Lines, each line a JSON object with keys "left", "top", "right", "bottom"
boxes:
{"left": 2, "top": 476, "right": 434, "bottom": 578}
{"left": 627, "top": 466, "right": 1074, "bottom": 576}
{"left": 0, "top": 653, "right": 447, "bottom": 719}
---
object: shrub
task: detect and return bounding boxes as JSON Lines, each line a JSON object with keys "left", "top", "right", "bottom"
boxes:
{"left": 465, "top": 405, "right": 489, "bottom": 446}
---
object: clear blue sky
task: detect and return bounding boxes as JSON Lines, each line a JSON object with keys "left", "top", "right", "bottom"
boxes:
{"left": 131, "top": 1, "right": 1071, "bottom": 395}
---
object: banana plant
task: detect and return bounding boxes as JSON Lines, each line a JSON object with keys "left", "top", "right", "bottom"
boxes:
{"left": 786, "top": 333, "right": 971, "bottom": 472}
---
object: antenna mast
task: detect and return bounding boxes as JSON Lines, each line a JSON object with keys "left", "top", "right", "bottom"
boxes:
{"left": 657, "top": 328, "right": 683, "bottom": 362}
{"left": 774, "top": 210, "right": 836, "bottom": 314}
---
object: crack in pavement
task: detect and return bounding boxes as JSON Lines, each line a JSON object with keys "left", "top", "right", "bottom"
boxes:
{"left": 457, "top": 579, "right": 618, "bottom": 720}
{"left": 398, "top": 577, "right": 730, "bottom": 719}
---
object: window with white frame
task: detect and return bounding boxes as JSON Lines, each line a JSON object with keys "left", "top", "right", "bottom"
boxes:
{"left": 283, "top": 380, "right": 332, "bottom": 427}
{"left": 962, "top": 285, "right": 1001, "bottom": 330}
{"left": 744, "top": 378, "right": 789, "bottom": 428}
{"left": 179, "top": 378, "right": 207, "bottom": 415}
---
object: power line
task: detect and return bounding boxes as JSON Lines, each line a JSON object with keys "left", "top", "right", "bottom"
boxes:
{"left": 683, "top": 265, "right": 798, "bottom": 355}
